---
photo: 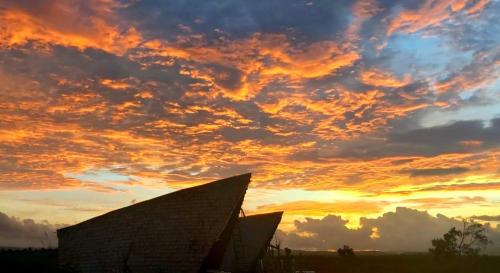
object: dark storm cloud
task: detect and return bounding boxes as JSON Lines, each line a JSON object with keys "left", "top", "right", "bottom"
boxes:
{"left": 279, "top": 207, "right": 500, "bottom": 253}
{"left": 0, "top": 211, "right": 62, "bottom": 248}
{"left": 123, "top": 0, "right": 354, "bottom": 42}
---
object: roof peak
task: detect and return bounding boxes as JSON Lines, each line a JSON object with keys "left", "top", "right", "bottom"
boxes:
{"left": 58, "top": 173, "right": 252, "bottom": 233}
{"left": 179, "top": 173, "right": 252, "bottom": 192}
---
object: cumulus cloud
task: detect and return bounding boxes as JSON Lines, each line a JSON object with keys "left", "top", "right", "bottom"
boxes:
{"left": 0, "top": 211, "right": 63, "bottom": 248}
{"left": 278, "top": 207, "right": 500, "bottom": 254}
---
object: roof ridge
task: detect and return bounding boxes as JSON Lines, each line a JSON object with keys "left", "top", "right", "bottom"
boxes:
{"left": 58, "top": 173, "right": 252, "bottom": 233}
{"left": 243, "top": 211, "right": 284, "bottom": 218}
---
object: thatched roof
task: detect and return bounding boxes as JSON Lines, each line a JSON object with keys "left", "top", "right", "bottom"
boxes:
{"left": 221, "top": 211, "right": 283, "bottom": 273}
{"left": 57, "top": 173, "right": 251, "bottom": 273}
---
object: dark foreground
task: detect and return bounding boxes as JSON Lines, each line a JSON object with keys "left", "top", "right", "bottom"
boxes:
{"left": 0, "top": 249, "right": 60, "bottom": 273}
{"left": 293, "top": 253, "right": 500, "bottom": 273}
{"left": 1, "top": 249, "right": 500, "bottom": 273}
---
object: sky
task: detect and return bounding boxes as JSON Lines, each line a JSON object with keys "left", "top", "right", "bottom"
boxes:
{"left": 0, "top": 0, "right": 499, "bottom": 252}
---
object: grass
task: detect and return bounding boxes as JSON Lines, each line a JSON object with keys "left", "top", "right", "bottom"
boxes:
{"left": 1, "top": 248, "right": 499, "bottom": 273}
{"left": 293, "top": 253, "right": 500, "bottom": 273}
{"left": 0, "top": 248, "right": 59, "bottom": 273}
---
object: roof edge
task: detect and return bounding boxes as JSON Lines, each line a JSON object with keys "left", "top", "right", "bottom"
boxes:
{"left": 242, "top": 211, "right": 284, "bottom": 218}
{"left": 57, "top": 173, "right": 252, "bottom": 233}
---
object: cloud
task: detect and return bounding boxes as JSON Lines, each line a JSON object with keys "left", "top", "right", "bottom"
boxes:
{"left": 472, "top": 215, "right": 500, "bottom": 221}
{"left": 360, "top": 68, "right": 412, "bottom": 88}
{"left": 277, "top": 215, "right": 372, "bottom": 251}
{"left": 140, "top": 32, "right": 361, "bottom": 100}
{"left": 256, "top": 200, "right": 386, "bottom": 216}
{"left": 0, "top": 211, "right": 63, "bottom": 248}
{"left": 0, "top": 0, "right": 142, "bottom": 54}
{"left": 124, "top": 0, "right": 355, "bottom": 42}
{"left": 433, "top": 49, "right": 500, "bottom": 94}
{"left": 386, "top": 0, "right": 492, "bottom": 36}
{"left": 339, "top": 118, "right": 500, "bottom": 159}
{"left": 401, "top": 167, "right": 471, "bottom": 177}
{"left": 390, "top": 118, "right": 500, "bottom": 148}
{"left": 0, "top": 0, "right": 498, "bottom": 249}
{"left": 278, "top": 207, "right": 500, "bottom": 253}
{"left": 400, "top": 196, "right": 487, "bottom": 209}
{"left": 0, "top": 0, "right": 498, "bottom": 200}
{"left": 410, "top": 182, "right": 500, "bottom": 193}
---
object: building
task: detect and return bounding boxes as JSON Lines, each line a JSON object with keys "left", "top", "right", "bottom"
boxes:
{"left": 58, "top": 173, "right": 252, "bottom": 273}
{"left": 221, "top": 212, "right": 284, "bottom": 273}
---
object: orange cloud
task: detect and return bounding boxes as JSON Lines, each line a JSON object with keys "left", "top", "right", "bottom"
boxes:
{"left": 2, "top": 65, "right": 497, "bottom": 194}
{"left": 256, "top": 200, "right": 386, "bottom": 216}
{"left": 467, "top": 0, "right": 491, "bottom": 14}
{"left": 101, "top": 79, "right": 131, "bottom": 90}
{"left": 0, "top": 1, "right": 498, "bottom": 222}
{"left": 361, "top": 69, "right": 412, "bottom": 88}
{"left": 387, "top": 0, "right": 491, "bottom": 36}
{"left": 141, "top": 33, "right": 360, "bottom": 100}
{"left": 0, "top": 0, "right": 142, "bottom": 55}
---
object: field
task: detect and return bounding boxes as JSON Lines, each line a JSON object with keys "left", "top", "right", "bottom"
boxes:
{"left": 1, "top": 249, "right": 500, "bottom": 273}
{"left": 0, "top": 249, "right": 59, "bottom": 273}
{"left": 292, "top": 253, "right": 500, "bottom": 273}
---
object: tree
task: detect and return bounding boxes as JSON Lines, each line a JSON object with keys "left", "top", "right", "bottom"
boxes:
{"left": 429, "top": 219, "right": 489, "bottom": 258}
{"left": 337, "top": 245, "right": 354, "bottom": 257}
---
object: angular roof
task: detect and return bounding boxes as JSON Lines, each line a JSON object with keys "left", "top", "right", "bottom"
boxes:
{"left": 221, "top": 211, "right": 283, "bottom": 273}
{"left": 57, "top": 173, "right": 251, "bottom": 273}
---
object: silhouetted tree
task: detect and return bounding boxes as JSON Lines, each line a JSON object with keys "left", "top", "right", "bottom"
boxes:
{"left": 283, "top": 247, "right": 295, "bottom": 273}
{"left": 429, "top": 219, "right": 489, "bottom": 258}
{"left": 337, "top": 245, "right": 354, "bottom": 257}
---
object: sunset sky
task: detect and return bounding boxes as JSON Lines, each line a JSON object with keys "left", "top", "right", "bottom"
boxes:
{"left": 1, "top": 0, "right": 500, "bottom": 251}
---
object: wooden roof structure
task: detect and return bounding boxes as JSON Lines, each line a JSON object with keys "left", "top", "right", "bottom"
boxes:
{"left": 57, "top": 173, "right": 251, "bottom": 273}
{"left": 221, "top": 211, "right": 283, "bottom": 273}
